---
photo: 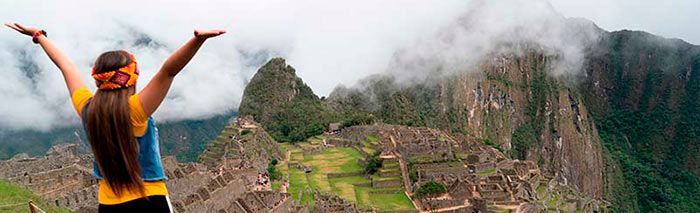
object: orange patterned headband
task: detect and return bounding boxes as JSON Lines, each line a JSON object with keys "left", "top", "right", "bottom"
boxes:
{"left": 92, "top": 54, "right": 139, "bottom": 90}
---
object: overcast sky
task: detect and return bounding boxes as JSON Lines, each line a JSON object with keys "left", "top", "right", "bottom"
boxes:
{"left": 0, "top": 0, "right": 697, "bottom": 131}
{"left": 550, "top": 0, "right": 699, "bottom": 44}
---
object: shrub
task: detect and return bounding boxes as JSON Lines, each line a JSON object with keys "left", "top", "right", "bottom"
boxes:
{"left": 482, "top": 138, "right": 504, "bottom": 153}
{"left": 365, "top": 151, "right": 383, "bottom": 174}
{"left": 417, "top": 181, "right": 447, "bottom": 197}
{"left": 241, "top": 129, "right": 252, "bottom": 136}
{"left": 267, "top": 162, "right": 280, "bottom": 181}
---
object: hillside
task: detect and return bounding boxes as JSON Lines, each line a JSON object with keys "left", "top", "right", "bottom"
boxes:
{"left": 239, "top": 55, "right": 606, "bottom": 211}
{"left": 325, "top": 30, "right": 700, "bottom": 212}
{"left": 0, "top": 112, "right": 234, "bottom": 162}
{"left": 0, "top": 179, "right": 70, "bottom": 213}
{"left": 238, "top": 58, "right": 335, "bottom": 142}
{"left": 328, "top": 51, "right": 606, "bottom": 202}
{"left": 581, "top": 30, "right": 700, "bottom": 212}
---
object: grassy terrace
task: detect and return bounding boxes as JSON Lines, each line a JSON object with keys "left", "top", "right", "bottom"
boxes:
{"left": 476, "top": 168, "right": 497, "bottom": 175}
{"left": 278, "top": 139, "right": 415, "bottom": 211}
{"left": 366, "top": 134, "right": 379, "bottom": 143}
{"left": 0, "top": 179, "right": 70, "bottom": 213}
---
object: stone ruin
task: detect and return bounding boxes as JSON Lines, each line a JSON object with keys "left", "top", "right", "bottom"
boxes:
{"left": 329, "top": 124, "right": 606, "bottom": 212}
{"left": 0, "top": 118, "right": 608, "bottom": 212}
{"left": 0, "top": 143, "right": 99, "bottom": 212}
{"left": 0, "top": 117, "right": 298, "bottom": 213}
{"left": 199, "top": 117, "right": 282, "bottom": 172}
{"left": 311, "top": 189, "right": 369, "bottom": 213}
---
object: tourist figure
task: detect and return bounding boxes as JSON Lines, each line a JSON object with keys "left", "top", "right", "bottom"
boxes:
{"left": 5, "top": 23, "right": 225, "bottom": 212}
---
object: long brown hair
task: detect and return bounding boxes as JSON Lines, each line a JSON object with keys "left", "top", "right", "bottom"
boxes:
{"left": 86, "top": 50, "right": 144, "bottom": 196}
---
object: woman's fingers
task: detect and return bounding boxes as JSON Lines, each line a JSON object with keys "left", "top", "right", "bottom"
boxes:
{"left": 4, "top": 23, "right": 31, "bottom": 35}
{"left": 14, "top": 23, "right": 26, "bottom": 30}
{"left": 5, "top": 23, "right": 20, "bottom": 31}
{"left": 7, "top": 25, "right": 22, "bottom": 33}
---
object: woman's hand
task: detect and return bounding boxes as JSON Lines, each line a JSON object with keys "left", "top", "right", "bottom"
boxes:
{"left": 194, "top": 29, "right": 226, "bottom": 39}
{"left": 139, "top": 28, "right": 226, "bottom": 116}
{"left": 6, "top": 23, "right": 87, "bottom": 96}
{"left": 4, "top": 23, "right": 40, "bottom": 36}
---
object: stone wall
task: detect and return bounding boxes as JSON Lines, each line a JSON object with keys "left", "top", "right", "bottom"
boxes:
{"left": 327, "top": 171, "right": 364, "bottom": 178}
{"left": 372, "top": 179, "right": 403, "bottom": 188}
{"left": 369, "top": 190, "right": 404, "bottom": 194}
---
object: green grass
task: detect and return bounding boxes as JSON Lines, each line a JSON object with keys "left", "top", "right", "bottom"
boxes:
{"left": 301, "top": 190, "right": 315, "bottom": 211}
{"left": 383, "top": 162, "right": 399, "bottom": 168}
{"left": 380, "top": 167, "right": 399, "bottom": 173}
{"left": 308, "top": 137, "right": 324, "bottom": 145}
{"left": 281, "top": 142, "right": 415, "bottom": 211}
{"left": 0, "top": 179, "right": 71, "bottom": 213}
{"left": 288, "top": 166, "right": 311, "bottom": 201}
{"left": 360, "top": 140, "right": 372, "bottom": 147}
{"left": 367, "top": 190, "right": 415, "bottom": 211}
{"left": 286, "top": 147, "right": 367, "bottom": 206}
{"left": 536, "top": 184, "right": 546, "bottom": 195}
{"left": 328, "top": 176, "right": 371, "bottom": 202}
{"left": 548, "top": 194, "right": 561, "bottom": 208}
{"left": 476, "top": 168, "right": 497, "bottom": 175}
{"left": 371, "top": 173, "right": 402, "bottom": 181}
{"left": 366, "top": 135, "right": 379, "bottom": 144}
{"left": 290, "top": 151, "right": 304, "bottom": 162}
{"left": 316, "top": 134, "right": 333, "bottom": 139}
{"left": 278, "top": 143, "right": 300, "bottom": 154}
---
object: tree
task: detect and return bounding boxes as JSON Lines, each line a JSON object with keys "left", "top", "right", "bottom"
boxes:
{"left": 417, "top": 181, "right": 447, "bottom": 197}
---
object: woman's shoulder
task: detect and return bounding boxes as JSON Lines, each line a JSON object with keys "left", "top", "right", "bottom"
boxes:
{"left": 129, "top": 94, "right": 150, "bottom": 136}
{"left": 71, "top": 87, "right": 94, "bottom": 116}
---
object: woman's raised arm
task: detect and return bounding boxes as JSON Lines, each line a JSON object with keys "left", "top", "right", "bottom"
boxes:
{"left": 5, "top": 23, "right": 87, "bottom": 96}
{"left": 138, "top": 29, "right": 226, "bottom": 116}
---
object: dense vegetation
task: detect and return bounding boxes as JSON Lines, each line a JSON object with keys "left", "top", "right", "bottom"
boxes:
{"left": 158, "top": 112, "right": 234, "bottom": 162}
{"left": 238, "top": 58, "right": 335, "bottom": 142}
{"left": 416, "top": 181, "right": 447, "bottom": 197}
{"left": 364, "top": 151, "right": 383, "bottom": 174}
{"left": 268, "top": 159, "right": 280, "bottom": 181}
{"left": 585, "top": 31, "right": 700, "bottom": 212}
{"left": 510, "top": 67, "right": 552, "bottom": 160}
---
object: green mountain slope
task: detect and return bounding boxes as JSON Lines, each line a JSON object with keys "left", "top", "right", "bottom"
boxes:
{"left": 582, "top": 30, "right": 700, "bottom": 212}
{"left": 326, "top": 30, "right": 700, "bottom": 212}
{"left": 238, "top": 58, "right": 335, "bottom": 142}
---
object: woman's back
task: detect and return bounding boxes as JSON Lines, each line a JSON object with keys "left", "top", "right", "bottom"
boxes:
{"left": 73, "top": 87, "right": 168, "bottom": 204}
{"left": 5, "top": 22, "right": 225, "bottom": 212}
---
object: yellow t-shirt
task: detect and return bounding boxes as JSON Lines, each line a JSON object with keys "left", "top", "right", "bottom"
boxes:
{"left": 71, "top": 87, "right": 168, "bottom": 205}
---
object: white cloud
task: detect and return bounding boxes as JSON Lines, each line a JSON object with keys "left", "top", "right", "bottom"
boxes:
{"left": 0, "top": 0, "right": 696, "bottom": 131}
{"left": 0, "top": 0, "right": 467, "bottom": 130}
{"left": 549, "top": 0, "right": 700, "bottom": 44}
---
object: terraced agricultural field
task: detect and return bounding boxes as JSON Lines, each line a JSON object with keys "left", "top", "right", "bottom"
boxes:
{"left": 276, "top": 140, "right": 415, "bottom": 211}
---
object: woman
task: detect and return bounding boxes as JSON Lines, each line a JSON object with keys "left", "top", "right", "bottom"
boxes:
{"left": 5, "top": 23, "right": 225, "bottom": 212}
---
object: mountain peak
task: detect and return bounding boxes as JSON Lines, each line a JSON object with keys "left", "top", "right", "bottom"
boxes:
{"left": 238, "top": 58, "right": 332, "bottom": 142}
